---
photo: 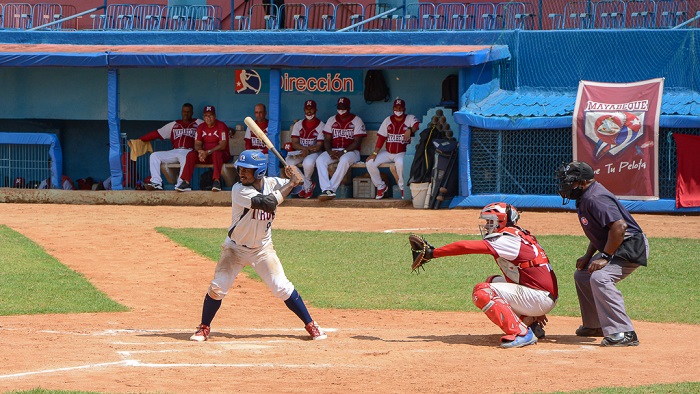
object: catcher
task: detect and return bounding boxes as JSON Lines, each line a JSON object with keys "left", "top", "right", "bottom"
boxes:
{"left": 409, "top": 202, "right": 558, "bottom": 348}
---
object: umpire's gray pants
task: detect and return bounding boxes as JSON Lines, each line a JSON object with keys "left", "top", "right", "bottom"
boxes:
{"left": 574, "top": 255, "right": 639, "bottom": 337}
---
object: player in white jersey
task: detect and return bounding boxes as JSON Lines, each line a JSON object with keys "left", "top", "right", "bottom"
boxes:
{"left": 140, "top": 103, "right": 203, "bottom": 190}
{"left": 190, "top": 150, "right": 327, "bottom": 342}
{"left": 286, "top": 100, "right": 325, "bottom": 198}
{"left": 366, "top": 98, "right": 420, "bottom": 199}
{"left": 316, "top": 97, "right": 366, "bottom": 201}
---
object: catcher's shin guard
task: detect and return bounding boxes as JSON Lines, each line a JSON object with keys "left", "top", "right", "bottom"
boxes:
{"left": 472, "top": 282, "right": 527, "bottom": 338}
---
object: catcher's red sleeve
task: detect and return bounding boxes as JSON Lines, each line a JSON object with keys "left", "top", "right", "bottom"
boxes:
{"left": 433, "top": 240, "right": 496, "bottom": 259}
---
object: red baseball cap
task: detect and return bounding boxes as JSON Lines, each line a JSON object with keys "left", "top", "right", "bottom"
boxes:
{"left": 337, "top": 97, "right": 350, "bottom": 109}
{"left": 204, "top": 105, "right": 216, "bottom": 115}
{"left": 304, "top": 100, "right": 317, "bottom": 110}
{"left": 393, "top": 98, "right": 406, "bottom": 108}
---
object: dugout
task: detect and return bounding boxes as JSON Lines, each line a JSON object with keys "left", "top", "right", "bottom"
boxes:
{"left": 1, "top": 28, "right": 700, "bottom": 212}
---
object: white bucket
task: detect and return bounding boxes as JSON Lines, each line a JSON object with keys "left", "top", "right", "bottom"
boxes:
{"left": 409, "top": 182, "right": 430, "bottom": 209}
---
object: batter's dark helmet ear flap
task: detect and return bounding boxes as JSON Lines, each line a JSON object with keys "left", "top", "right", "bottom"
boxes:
{"left": 235, "top": 150, "right": 267, "bottom": 179}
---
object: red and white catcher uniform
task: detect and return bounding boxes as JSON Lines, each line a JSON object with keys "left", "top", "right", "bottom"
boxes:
{"left": 434, "top": 226, "right": 558, "bottom": 341}
{"left": 316, "top": 114, "right": 366, "bottom": 193}
{"left": 367, "top": 114, "right": 419, "bottom": 193}
{"left": 244, "top": 120, "right": 269, "bottom": 153}
{"left": 140, "top": 119, "right": 203, "bottom": 186}
{"left": 286, "top": 117, "right": 325, "bottom": 192}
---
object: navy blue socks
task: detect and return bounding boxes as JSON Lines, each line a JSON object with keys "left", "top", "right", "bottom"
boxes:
{"left": 284, "top": 289, "right": 312, "bottom": 325}
{"left": 201, "top": 294, "right": 222, "bottom": 326}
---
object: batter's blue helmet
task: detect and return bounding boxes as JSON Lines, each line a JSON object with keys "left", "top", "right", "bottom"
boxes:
{"left": 235, "top": 150, "right": 267, "bottom": 179}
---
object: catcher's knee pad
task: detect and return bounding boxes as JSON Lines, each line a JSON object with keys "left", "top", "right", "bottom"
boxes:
{"left": 472, "top": 282, "right": 524, "bottom": 336}
{"left": 207, "top": 284, "right": 227, "bottom": 301}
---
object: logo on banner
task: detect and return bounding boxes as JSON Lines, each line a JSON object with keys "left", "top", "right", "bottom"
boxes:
{"left": 586, "top": 111, "right": 643, "bottom": 159}
{"left": 235, "top": 69, "right": 262, "bottom": 94}
{"left": 573, "top": 78, "right": 663, "bottom": 199}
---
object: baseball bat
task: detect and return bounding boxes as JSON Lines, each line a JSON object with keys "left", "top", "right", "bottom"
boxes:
{"left": 243, "top": 116, "right": 289, "bottom": 167}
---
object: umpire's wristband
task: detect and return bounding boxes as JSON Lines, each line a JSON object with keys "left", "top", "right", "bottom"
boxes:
{"left": 600, "top": 252, "right": 614, "bottom": 262}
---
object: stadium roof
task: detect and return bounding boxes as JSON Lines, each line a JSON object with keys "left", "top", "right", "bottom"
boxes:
{"left": 464, "top": 78, "right": 700, "bottom": 119}
{"left": 0, "top": 43, "right": 510, "bottom": 69}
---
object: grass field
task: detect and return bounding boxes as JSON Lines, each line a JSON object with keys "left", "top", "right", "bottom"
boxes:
{"left": 0, "top": 226, "right": 127, "bottom": 316}
{"left": 157, "top": 228, "right": 700, "bottom": 324}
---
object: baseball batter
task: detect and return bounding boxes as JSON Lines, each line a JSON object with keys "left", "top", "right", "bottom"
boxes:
{"left": 410, "top": 203, "right": 558, "bottom": 348}
{"left": 191, "top": 150, "right": 327, "bottom": 342}
{"left": 366, "top": 98, "right": 419, "bottom": 199}
{"left": 244, "top": 103, "right": 269, "bottom": 153}
{"left": 557, "top": 161, "right": 648, "bottom": 347}
{"left": 286, "top": 100, "right": 325, "bottom": 198}
{"left": 316, "top": 97, "right": 366, "bottom": 201}
{"left": 139, "top": 103, "right": 203, "bottom": 190}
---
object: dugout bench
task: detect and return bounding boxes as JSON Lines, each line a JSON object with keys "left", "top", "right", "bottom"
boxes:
{"left": 159, "top": 128, "right": 399, "bottom": 193}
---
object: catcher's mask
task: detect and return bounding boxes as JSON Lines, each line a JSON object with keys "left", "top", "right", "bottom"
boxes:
{"left": 556, "top": 161, "right": 595, "bottom": 205}
{"left": 479, "top": 202, "right": 519, "bottom": 238}
{"left": 235, "top": 150, "right": 267, "bottom": 179}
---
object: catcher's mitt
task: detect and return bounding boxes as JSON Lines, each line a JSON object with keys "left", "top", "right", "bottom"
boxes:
{"left": 409, "top": 234, "right": 435, "bottom": 273}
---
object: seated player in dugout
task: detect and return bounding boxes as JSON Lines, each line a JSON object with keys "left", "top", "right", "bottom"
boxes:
{"left": 244, "top": 103, "right": 269, "bottom": 153}
{"left": 409, "top": 203, "right": 558, "bottom": 349}
{"left": 366, "top": 98, "right": 419, "bottom": 199}
{"left": 315, "top": 97, "right": 366, "bottom": 201}
{"left": 177, "top": 105, "right": 232, "bottom": 192}
{"left": 285, "top": 100, "right": 325, "bottom": 199}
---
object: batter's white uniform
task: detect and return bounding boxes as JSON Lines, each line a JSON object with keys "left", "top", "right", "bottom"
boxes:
{"left": 148, "top": 119, "right": 203, "bottom": 185}
{"left": 286, "top": 118, "right": 325, "bottom": 192}
{"left": 208, "top": 176, "right": 295, "bottom": 301}
{"left": 367, "top": 114, "right": 419, "bottom": 192}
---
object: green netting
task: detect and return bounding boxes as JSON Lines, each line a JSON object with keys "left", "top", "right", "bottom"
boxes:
{"left": 470, "top": 127, "right": 700, "bottom": 199}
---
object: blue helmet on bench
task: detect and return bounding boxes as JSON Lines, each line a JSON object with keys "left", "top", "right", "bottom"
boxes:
{"left": 235, "top": 150, "right": 267, "bottom": 179}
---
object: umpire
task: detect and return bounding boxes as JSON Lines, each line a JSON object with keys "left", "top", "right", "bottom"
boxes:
{"left": 556, "top": 161, "right": 648, "bottom": 347}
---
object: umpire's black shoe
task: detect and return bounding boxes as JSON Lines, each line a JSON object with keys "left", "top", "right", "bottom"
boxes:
{"left": 601, "top": 331, "right": 639, "bottom": 347}
{"left": 211, "top": 179, "right": 221, "bottom": 192}
{"left": 575, "top": 325, "right": 604, "bottom": 337}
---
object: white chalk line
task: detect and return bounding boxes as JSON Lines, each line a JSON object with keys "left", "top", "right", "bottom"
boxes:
{"left": 0, "top": 327, "right": 338, "bottom": 337}
{"left": 383, "top": 227, "right": 475, "bottom": 233}
{"left": 0, "top": 359, "right": 355, "bottom": 380}
{"left": 0, "top": 361, "right": 127, "bottom": 379}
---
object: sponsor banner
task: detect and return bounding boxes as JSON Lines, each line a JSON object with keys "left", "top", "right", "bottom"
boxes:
{"left": 235, "top": 69, "right": 363, "bottom": 95}
{"left": 280, "top": 70, "right": 362, "bottom": 94}
{"left": 572, "top": 78, "right": 664, "bottom": 199}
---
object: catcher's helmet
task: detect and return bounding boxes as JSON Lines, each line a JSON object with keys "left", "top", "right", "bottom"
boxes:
{"left": 479, "top": 202, "right": 520, "bottom": 238}
{"left": 555, "top": 161, "right": 595, "bottom": 204}
{"left": 235, "top": 150, "right": 267, "bottom": 179}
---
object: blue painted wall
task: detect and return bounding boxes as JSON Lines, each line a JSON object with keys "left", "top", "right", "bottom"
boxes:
{"left": 0, "top": 66, "right": 462, "bottom": 181}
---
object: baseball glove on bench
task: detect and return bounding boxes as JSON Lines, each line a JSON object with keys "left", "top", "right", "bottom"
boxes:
{"left": 409, "top": 234, "right": 435, "bottom": 273}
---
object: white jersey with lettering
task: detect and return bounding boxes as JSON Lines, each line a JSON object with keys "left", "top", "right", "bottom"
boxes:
{"left": 227, "top": 176, "right": 290, "bottom": 249}
{"left": 158, "top": 119, "right": 203, "bottom": 149}
{"left": 291, "top": 118, "right": 325, "bottom": 147}
{"left": 377, "top": 114, "right": 419, "bottom": 154}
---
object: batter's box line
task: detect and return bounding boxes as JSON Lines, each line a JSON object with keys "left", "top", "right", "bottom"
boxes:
{"left": 0, "top": 360, "right": 371, "bottom": 379}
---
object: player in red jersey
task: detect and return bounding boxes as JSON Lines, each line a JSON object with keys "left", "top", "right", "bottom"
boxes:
{"left": 417, "top": 203, "right": 558, "bottom": 348}
{"left": 177, "top": 105, "right": 231, "bottom": 192}
{"left": 244, "top": 103, "right": 269, "bottom": 153}
{"left": 139, "top": 103, "right": 203, "bottom": 191}
{"left": 366, "top": 98, "right": 419, "bottom": 199}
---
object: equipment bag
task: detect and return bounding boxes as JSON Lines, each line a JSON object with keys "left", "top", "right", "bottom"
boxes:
{"left": 364, "top": 69, "right": 390, "bottom": 103}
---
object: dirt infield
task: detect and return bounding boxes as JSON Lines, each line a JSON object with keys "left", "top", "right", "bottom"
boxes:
{"left": 1, "top": 203, "right": 699, "bottom": 393}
